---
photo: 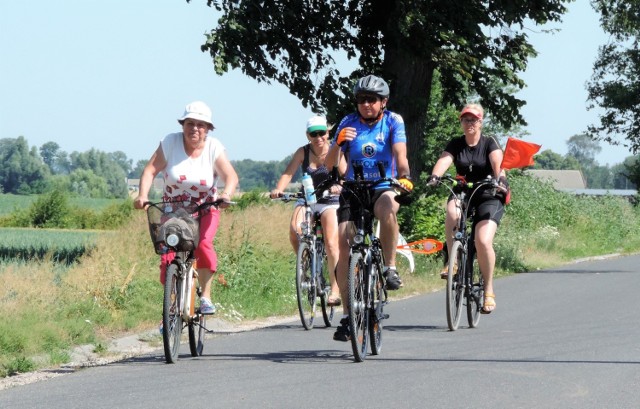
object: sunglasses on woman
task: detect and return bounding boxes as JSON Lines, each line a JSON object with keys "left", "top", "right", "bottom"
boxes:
{"left": 309, "top": 131, "right": 327, "bottom": 138}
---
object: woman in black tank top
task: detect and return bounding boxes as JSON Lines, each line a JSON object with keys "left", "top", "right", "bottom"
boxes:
{"left": 427, "top": 104, "right": 509, "bottom": 314}
{"left": 270, "top": 116, "right": 346, "bottom": 306}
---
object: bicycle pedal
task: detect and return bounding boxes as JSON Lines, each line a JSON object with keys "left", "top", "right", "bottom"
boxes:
{"left": 382, "top": 313, "right": 389, "bottom": 320}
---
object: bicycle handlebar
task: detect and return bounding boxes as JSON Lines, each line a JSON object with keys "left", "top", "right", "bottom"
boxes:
{"left": 144, "top": 198, "right": 233, "bottom": 213}
{"left": 272, "top": 191, "right": 304, "bottom": 202}
{"left": 431, "top": 174, "right": 506, "bottom": 200}
{"left": 440, "top": 174, "right": 498, "bottom": 189}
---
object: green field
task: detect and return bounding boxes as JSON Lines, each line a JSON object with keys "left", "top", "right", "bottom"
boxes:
{"left": 0, "top": 228, "right": 101, "bottom": 265}
{"left": 0, "top": 194, "right": 119, "bottom": 216}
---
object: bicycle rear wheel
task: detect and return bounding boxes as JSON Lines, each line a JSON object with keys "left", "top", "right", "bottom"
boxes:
{"left": 296, "top": 241, "right": 316, "bottom": 330}
{"left": 188, "top": 314, "right": 206, "bottom": 356}
{"left": 348, "top": 251, "right": 369, "bottom": 362}
{"left": 446, "top": 241, "right": 464, "bottom": 331}
{"left": 163, "top": 263, "right": 183, "bottom": 363}
{"left": 369, "top": 259, "right": 385, "bottom": 355}
{"left": 466, "top": 247, "right": 484, "bottom": 328}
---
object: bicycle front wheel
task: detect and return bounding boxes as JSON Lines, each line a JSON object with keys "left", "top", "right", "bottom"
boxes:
{"left": 318, "top": 248, "right": 335, "bottom": 327}
{"left": 369, "top": 258, "right": 385, "bottom": 356}
{"left": 446, "top": 241, "right": 464, "bottom": 331}
{"left": 348, "top": 251, "right": 369, "bottom": 362}
{"left": 466, "top": 247, "right": 484, "bottom": 328}
{"left": 163, "top": 263, "right": 183, "bottom": 363}
{"left": 296, "top": 241, "right": 316, "bottom": 330}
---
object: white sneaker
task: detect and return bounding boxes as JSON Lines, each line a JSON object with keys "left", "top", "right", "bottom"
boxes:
{"left": 199, "top": 297, "right": 216, "bottom": 315}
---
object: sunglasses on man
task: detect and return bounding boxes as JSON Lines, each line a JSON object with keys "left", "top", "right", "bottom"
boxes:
{"left": 355, "top": 95, "right": 380, "bottom": 104}
{"left": 309, "top": 131, "right": 327, "bottom": 138}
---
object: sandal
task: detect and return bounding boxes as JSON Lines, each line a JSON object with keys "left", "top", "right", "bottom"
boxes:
{"left": 327, "top": 293, "right": 342, "bottom": 307}
{"left": 481, "top": 293, "right": 496, "bottom": 314}
{"left": 440, "top": 261, "right": 457, "bottom": 279}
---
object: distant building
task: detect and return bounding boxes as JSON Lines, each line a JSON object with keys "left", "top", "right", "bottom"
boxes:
{"left": 526, "top": 169, "right": 586, "bottom": 190}
{"left": 526, "top": 169, "right": 637, "bottom": 200}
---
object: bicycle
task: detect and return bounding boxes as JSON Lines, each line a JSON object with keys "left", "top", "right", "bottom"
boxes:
{"left": 431, "top": 175, "right": 500, "bottom": 331}
{"left": 145, "top": 199, "right": 227, "bottom": 363}
{"left": 340, "top": 162, "right": 408, "bottom": 362}
{"left": 276, "top": 191, "right": 335, "bottom": 330}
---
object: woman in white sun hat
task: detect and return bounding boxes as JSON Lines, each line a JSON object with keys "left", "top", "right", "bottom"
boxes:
{"left": 134, "top": 101, "right": 238, "bottom": 315}
{"left": 270, "top": 115, "right": 346, "bottom": 306}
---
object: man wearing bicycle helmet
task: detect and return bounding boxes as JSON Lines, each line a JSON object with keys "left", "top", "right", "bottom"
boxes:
{"left": 427, "top": 103, "right": 507, "bottom": 314}
{"left": 326, "top": 74, "right": 413, "bottom": 341}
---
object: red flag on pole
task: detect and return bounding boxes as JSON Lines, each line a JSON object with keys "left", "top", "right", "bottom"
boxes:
{"left": 501, "top": 138, "right": 542, "bottom": 170}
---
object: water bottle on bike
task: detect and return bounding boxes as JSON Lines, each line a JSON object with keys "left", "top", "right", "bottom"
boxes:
{"left": 301, "top": 173, "right": 317, "bottom": 205}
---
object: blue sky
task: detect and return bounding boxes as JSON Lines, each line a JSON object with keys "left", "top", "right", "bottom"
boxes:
{"left": 0, "top": 0, "right": 632, "bottom": 167}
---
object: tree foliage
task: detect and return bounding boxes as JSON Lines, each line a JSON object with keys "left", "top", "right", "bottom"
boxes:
{"left": 533, "top": 149, "right": 580, "bottom": 170}
{"left": 191, "top": 0, "right": 570, "bottom": 176}
{"left": 0, "top": 137, "right": 50, "bottom": 194}
{"left": 232, "top": 157, "right": 289, "bottom": 191}
{"left": 566, "top": 133, "right": 602, "bottom": 167}
{"left": 69, "top": 149, "right": 128, "bottom": 198}
{"left": 587, "top": 0, "right": 640, "bottom": 152}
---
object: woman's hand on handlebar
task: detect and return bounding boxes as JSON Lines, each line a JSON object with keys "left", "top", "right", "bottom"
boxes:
{"left": 217, "top": 198, "right": 234, "bottom": 209}
{"left": 269, "top": 189, "right": 283, "bottom": 199}
{"left": 497, "top": 176, "right": 509, "bottom": 192}
{"left": 426, "top": 174, "right": 440, "bottom": 187}
{"left": 133, "top": 195, "right": 148, "bottom": 210}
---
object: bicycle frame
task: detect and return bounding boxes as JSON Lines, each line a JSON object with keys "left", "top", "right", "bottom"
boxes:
{"left": 171, "top": 252, "right": 199, "bottom": 321}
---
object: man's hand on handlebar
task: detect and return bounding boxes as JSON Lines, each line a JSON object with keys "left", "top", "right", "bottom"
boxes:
{"left": 397, "top": 175, "right": 414, "bottom": 192}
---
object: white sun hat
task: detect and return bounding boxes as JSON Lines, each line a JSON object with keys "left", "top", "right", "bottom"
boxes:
{"left": 177, "top": 101, "right": 213, "bottom": 126}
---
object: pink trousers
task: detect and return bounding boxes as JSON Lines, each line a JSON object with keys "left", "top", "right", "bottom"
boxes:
{"left": 159, "top": 208, "right": 221, "bottom": 284}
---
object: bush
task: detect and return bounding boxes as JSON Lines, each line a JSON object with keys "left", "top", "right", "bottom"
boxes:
{"left": 0, "top": 192, "right": 134, "bottom": 230}
{"left": 30, "top": 190, "right": 71, "bottom": 228}
{"left": 233, "top": 189, "right": 271, "bottom": 210}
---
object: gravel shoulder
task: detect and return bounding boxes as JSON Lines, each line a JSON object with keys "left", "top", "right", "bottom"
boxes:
{"left": 0, "top": 315, "right": 297, "bottom": 391}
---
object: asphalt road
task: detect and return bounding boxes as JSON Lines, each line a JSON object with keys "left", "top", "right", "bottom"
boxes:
{"left": 2, "top": 254, "right": 640, "bottom": 409}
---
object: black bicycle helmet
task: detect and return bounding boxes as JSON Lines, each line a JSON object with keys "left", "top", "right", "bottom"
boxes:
{"left": 353, "top": 75, "right": 390, "bottom": 98}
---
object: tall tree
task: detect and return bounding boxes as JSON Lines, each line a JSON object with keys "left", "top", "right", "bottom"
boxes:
{"left": 39, "top": 142, "right": 60, "bottom": 173}
{"left": 109, "top": 151, "right": 133, "bottom": 177}
{"left": 0, "top": 137, "right": 50, "bottom": 194}
{"left": 566, "top": 133, "right": 602, "bottom": 167}
{"left": 190, "top": 0, "right": 570, "bottom": 176}
{"left": 587, "top": 0, "right": 640, "bottom": 152}
{"left": 129, "top": 159, "right": 147, "bottom": 179}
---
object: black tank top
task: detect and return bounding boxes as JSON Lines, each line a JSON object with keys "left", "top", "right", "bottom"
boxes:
{"left": 301, "top": 144, "right": 338, "bottom": 204}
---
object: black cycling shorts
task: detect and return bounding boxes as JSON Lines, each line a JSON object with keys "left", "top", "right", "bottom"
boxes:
{"left": 337, "top": 187, "right": 396, "bottom": 224}
{"left": 449, "top": 196, "right": 505, "bottom": 226}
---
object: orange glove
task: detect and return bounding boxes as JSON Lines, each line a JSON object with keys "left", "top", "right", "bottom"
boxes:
{"left": 336, "top": 129, "right": 348, "bottom": 146}
{"left": 397, "top": 176, "right": 414, "bottom": 192}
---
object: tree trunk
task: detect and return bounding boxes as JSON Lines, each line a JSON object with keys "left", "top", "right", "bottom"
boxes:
{"left": 383, "top": 50, "right": 435, "bottom": 178}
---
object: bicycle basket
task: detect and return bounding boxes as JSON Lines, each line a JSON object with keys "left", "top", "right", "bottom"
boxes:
{"left": 146, "top": 202, "right": 200, "bottom": 254}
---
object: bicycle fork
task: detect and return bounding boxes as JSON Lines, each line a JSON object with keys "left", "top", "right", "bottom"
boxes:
{"left": 369, "top": 248, "right": 389, "bottom": 322}
{"left": 178, "top": 261, "right": 198, "bottom": 322}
